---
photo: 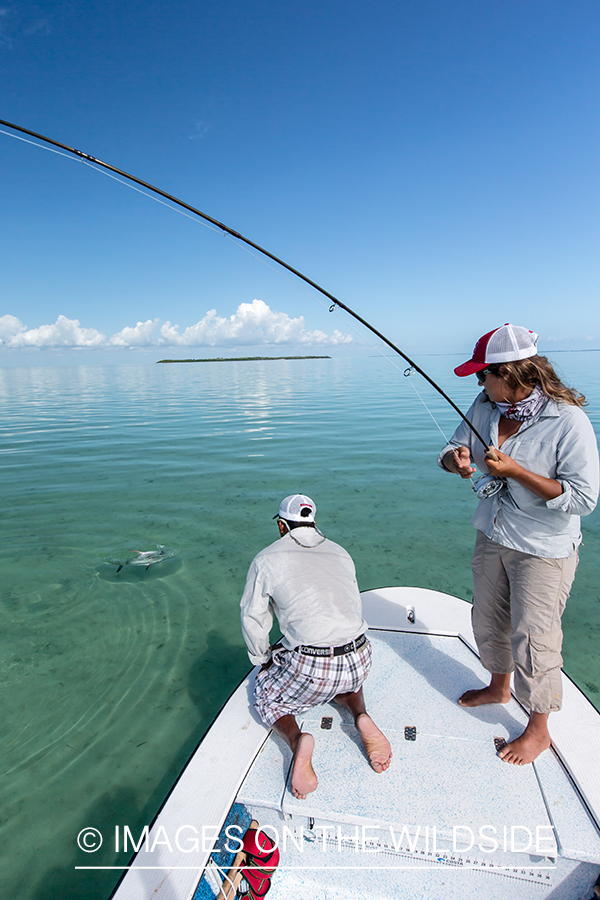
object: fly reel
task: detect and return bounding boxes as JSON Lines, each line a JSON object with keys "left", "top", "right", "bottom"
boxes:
{"left": 472, "top": 473, "right": 506, "bottom": 499}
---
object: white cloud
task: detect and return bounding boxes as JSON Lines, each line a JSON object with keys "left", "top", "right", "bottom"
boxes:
{"left": 160, "top": 299, "right": 352, "bottom": 347}
{"left": 0, "top": 302, "right": 352, "bottom": 351}
{"left": 0, "top": 314, "right": 105, "bottom": 348}
{"left": 0, "top": 314, "right": 24, "bottom": 343}
{"left": 109, "top": 319, "right": 160, "bottom": 346}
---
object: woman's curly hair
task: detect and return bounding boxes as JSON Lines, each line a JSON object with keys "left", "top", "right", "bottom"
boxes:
{"left": 491, "top": 356, "right": 586, "bottom": 407}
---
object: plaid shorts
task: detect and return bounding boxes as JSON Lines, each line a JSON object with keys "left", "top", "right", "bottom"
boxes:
{"left": 254, "top": 638, "right": 372, "bottom": 726}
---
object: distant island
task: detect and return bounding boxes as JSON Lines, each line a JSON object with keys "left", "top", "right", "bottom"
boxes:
{"left": 157, "top": 355, "right": 331, "bottom": 363}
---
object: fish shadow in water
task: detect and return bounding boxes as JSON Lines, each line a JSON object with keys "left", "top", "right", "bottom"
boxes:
{"left": 96, "top": 556, "right": 182, "bottom": 582}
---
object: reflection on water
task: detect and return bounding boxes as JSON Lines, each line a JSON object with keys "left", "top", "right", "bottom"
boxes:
{"left": 0, "top": 354, "right": 598, "bottom": 899}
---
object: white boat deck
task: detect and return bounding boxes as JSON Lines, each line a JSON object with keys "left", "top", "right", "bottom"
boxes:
{"left": 111, "top": 588, "right": 600, "bottom": 900}
{"left": 235, "top": 629, "right": 600, "bottom": 899}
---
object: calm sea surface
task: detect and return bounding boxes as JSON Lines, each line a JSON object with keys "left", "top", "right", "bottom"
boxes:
{"left": 1, "top": 352, "right": 599, "bottom": 899}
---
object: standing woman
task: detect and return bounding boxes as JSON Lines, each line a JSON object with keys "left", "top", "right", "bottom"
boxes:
{"left": 440, "top": 324, "right": 599, "bottom": 765}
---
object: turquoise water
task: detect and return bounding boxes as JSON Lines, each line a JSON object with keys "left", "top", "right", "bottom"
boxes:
{"left": 1, "top": 353, "right": 598, "bottom": 899}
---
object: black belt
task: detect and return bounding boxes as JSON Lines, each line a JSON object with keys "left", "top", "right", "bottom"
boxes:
{"left": 296, "top": 634, "right": 367, "bottom": 658}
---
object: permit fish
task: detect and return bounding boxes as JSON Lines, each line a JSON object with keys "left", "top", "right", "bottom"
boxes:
{"left": 115, "top": 545, "right": 174, "bottom": 572}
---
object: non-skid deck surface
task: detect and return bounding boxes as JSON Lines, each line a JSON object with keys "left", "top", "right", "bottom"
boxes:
{"left": 261, "top": 853, "right": 594, "bottom": 900}
{"left": 238, "top": 631, "right": 600, "bottom": 864}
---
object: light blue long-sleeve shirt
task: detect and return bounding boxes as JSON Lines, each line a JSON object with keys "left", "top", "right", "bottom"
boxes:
{"left": 438, "top": 393, "right": 599, "bottom": 558}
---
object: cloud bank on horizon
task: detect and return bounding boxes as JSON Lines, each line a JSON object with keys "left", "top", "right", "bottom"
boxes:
{"left": 0, "top": 300, "right": 353, "bottom": 351}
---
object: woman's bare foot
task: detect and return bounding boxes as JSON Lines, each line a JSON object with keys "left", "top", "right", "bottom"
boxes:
{"left": 355, "top": 713, "right": 392, "bottom": 772}
{"left": 498, "top": 714, "right": 551, "bottom": 765}
{"left": 458, "top": 686, "right": 511, "bottom": 707}
{"left": 458, "top": 673, "right": 512, "bottom": 707}
{"left": 291, "top": 733, "right": 318, "bottom": 799}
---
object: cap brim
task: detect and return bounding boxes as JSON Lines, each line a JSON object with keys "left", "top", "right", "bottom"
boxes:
{"left": 454, "top": 360, "right": 486, "bottom": 377}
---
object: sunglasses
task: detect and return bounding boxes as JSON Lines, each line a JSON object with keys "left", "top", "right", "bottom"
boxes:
{"left": 476, "top": 368, "right": 494, "bottom": 385}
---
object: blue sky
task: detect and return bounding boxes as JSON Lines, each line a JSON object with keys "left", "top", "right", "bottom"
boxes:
{"left": 1, "top": 0, "right": 598, "bottom": 364}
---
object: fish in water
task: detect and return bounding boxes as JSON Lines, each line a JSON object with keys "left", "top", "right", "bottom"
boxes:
{"left": 116, "top": 546, "right": 172, "bottom": 572}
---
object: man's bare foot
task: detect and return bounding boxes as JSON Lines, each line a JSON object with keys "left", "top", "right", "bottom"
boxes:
{"left": 291, "top": 733, "right": 318, "bottom": 799}
{"left": 498, "top": 726, "right": 551, "bottom": 766}
{"left": 458, "top": 686, "right": 511, "bottom": 707}
{"left": 356, "top": 713, "right": 392, "bottom": 772}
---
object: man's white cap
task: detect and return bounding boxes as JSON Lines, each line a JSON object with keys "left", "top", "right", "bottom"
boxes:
{"left": 277, "top": 494, "right": 316, "bottom": 523}
{"left": 454, "top": 323, "right": 539, "bottom": 377}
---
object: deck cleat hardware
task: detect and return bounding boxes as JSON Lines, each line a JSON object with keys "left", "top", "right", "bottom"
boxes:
{"left": 493, "top": 736, "right": 507, "bottom": 752}
{"left": 404, "top": 726, "right": 417, "bottom": 741}
{"left": 320, "top": 716, "right": 333, "bottom": 730}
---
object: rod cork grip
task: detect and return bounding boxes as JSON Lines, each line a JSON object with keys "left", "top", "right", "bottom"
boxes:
{"left": 485, "top": 447, "right": 499, "bottom": 461}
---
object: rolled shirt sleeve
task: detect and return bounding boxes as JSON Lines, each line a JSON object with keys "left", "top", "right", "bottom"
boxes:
{"left": 437, "top": 400, "right": 487, "bottom": 474}
{"left": 545, "top": 413, "right": 599, "bottom": 516}
{"left": 546, "top": 481, "right": 574, "bottom": 512}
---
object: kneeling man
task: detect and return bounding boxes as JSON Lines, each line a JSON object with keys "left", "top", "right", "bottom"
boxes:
{"left": 240, "top": 494, "right": 391, "bottom": 799}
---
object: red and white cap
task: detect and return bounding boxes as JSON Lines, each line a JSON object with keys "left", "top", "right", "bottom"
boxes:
{"left": 454, "top": 323, "right": 539, "bottom": 377}
{"left": 277, "top": 494, "right": 316, "bottom": 523}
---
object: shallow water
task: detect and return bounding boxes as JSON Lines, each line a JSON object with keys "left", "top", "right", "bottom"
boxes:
{"left": 0, "top": 353, "right": 598, "bottom": 899}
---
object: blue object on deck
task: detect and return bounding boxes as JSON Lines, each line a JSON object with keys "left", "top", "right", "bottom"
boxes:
{"left": 193, "top": 802, "right": 252, "bottom": 900}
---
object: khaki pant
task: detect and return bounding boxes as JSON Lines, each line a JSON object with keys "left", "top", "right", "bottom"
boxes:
{"left": 471, "top": 532, "right": 578, "bottom": 714}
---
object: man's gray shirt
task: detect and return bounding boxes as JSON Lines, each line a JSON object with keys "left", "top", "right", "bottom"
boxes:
{"left": 241, "top": 527, "right": 367, "bottom": 665}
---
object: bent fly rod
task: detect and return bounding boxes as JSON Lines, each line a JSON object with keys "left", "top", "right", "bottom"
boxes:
{"left": 0, "top": 118, "right": 491, "bottom": 452}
